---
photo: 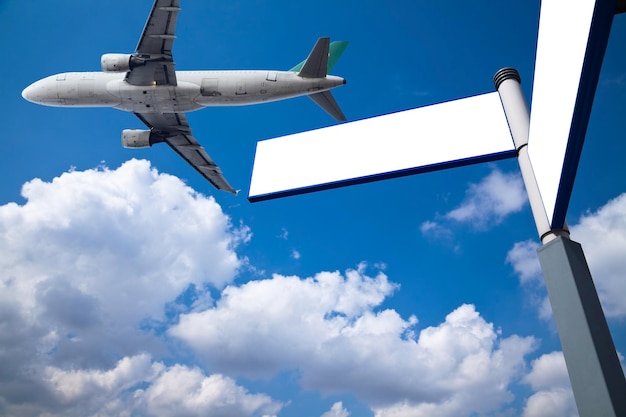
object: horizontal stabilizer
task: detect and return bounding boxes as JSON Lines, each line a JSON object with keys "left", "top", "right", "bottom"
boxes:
{"left": 298, "top": 37, "right": 330, "bottom": 78}
{"left": 309, "top": 91, "right": 346, "bottom": 121}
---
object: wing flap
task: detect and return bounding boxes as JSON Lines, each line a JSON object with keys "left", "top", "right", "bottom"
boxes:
{"left": 136, "top": 0, "right": 180, "bottom": 55}
{"left": 166, "top": 133, "right": 237, "bottom": 193}
{"left": 127, "top": 0, "right": 181, "bottom": 86}
{"left": 135, "top": 112, "right": 237, "bottom": 194}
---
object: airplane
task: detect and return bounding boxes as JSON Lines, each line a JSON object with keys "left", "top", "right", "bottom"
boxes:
{"left": 21, "top": 0, "right": 348, "bottom": 194}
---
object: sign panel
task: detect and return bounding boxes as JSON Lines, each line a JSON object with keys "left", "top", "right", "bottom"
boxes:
{"left": 527, "top": 0, "right": 616, "bottom": 229}
{"left": 249, "top": 92, "right": 516, "bottom": 202}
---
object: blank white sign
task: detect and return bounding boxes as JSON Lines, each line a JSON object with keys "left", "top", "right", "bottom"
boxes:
{"left": 528, "top": 0, "right": 615, "bottom": 229}
{"left": 249, "top": 92, "right": 516, "bottom": 201}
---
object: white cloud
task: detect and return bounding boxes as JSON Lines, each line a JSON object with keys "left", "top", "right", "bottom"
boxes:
{"left": 505, "top": 240, "right": 554, "bottom": 320}
{"left": 278, "top": 228, "right": 289, "bottom": 240}
{"left": 568, "top": 193, "right": 626, "bottom": 318}
{"left": 41, "top": 353, "right": 282, "bottom": 417}
{"left": 141, "top": 365, "right": 283, "bottom": 417}
{"left": 0, "top": 158, "right": 245, "bottom": 322}
{"left": 507, "top": 192, "right": 626, "bottom": 319}
{"left": 291, "top": 249, "right": 301, "bottom": 260}
{"left": 0, "top": 160, "right": 561, "bottom": 417}
{"left": 523, "top": 351, "right": 571, "bottom": 390}
{"left": 418, "top": 221, "right": 460, "bottom": 252}
{"left": 522, "top": 352, "right": 577, "bottom": 417}
{"left": 370, "top": 318, "right": 536, "bottom": 417}
{"left": 420, "top": 169, "right": 527, "bottom": 246}
{"left": 0, "top": 160, "right": 249, "bottom": 415}
{"left": 419, "top": 220, "right": 453, "bottom": 241}
{"left": 171, "top": 267, "right": 400, "bottom": 377}
{"left": 321, "top": 402, "right": 350, "bottom": 417}
{"left": 445, "top": 168, "right": 527, "bottom": 228}
{"left": 506, "top": 240, "right": 541, "bottom": 284}
{"left": 171, "top": 269, "right": 536, "bottom": 416}
{"left": 538, "top": 296, "right": 554, "bottom": 321}
{"left": 44, "top": 353, "right": 162, "bottom": 404}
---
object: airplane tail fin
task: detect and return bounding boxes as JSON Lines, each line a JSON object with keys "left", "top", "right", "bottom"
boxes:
{"left": 289, "top": 38, "right": 349, "bottom": 121}
{"left": 289, "top": 39, "right": 349, "bottom": 76}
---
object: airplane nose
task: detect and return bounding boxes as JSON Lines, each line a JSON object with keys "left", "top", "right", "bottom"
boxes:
{"left": 21, "top": 77, "right": 61, "bottom": 106}
{"left": 21, "top": 85, "right": 33, "bottom": 102}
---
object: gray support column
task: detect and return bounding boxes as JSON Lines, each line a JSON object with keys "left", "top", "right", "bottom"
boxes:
{"left": 495, "top": 68, "right": 626, "bottom": 417}
{"left": 538, "top": 237, "right": 626, "bottom": 417}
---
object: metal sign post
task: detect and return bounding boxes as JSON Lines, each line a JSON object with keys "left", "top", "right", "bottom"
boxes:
{"left": 495, "top": 69, "right": 626, "bottom": 417}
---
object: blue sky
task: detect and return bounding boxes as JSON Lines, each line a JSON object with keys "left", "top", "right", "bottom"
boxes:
{"left": 1, "top": 1, "right": 625, "bottom": 416}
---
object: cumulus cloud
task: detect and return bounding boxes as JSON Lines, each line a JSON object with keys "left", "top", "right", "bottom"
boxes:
{"left": 444, "top": 168, "right": 526, "bottom": 227}
{"left": 171, "top": 266, "right": 400, "bottom": 378}
{"left": 41, "top": 353, "right": 282, "bottom": 417}
{"left": 522, "top": 352, "right": 577, "bottom": 417}
{"left": 507, "top": 192, "right": 626, "bottom": 319}
{"left": 0, "top": 160, "right": 249, "bottom": 415}
{"left": 568, "top": 193, "right": 626, "bottom": 318}
{"left": 321, "top": 402, "right": 350, "bottom": 417}
{"left": 505, "top": 240, "right": 554, "bottom": 319}
{"left": 506, "top": 240, "right": 541, "bottom": 285}
{"left": 0, "top": 160, "right": 555, "bottom": 417}
{"left": 0, "top": 158, "right": 245, "bottom": 320}
{"left": 140, "top": 365, "right": 283, "bottom": 417}
{"left": 43, "top": 353, "right": 162, "bottom": 409}
{"left": 420, "top": 168, "right": 527, "bottom": 245}
{"left": 171, "top": 268, "right": 536, "bottom": 416}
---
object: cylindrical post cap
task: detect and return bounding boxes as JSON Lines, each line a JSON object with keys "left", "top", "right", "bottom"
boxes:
{"left": 493, "top": 68, "right": 521, "bottom": 89}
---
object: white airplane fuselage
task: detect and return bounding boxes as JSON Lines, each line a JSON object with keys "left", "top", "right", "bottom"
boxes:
{"left": 22, "top": 70, "right": 346, "bottom": 113}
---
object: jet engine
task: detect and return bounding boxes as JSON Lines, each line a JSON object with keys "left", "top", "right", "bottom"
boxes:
{"left": 101, "top": 54, "right": 145, "bottom": 73}
{"left": 122, "top": 129, "right": 156, "bottom": 149}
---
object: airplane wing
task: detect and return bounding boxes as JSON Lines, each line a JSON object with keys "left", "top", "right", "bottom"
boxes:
{"left": 135, "top": 112, "right": 237, "bottom": 194}
{"left": 126, "top": 0, "right": 180, "bottom": 86}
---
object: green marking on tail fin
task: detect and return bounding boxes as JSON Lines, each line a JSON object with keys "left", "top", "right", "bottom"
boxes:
{"left": 289, "top": 60, "right": 305, "bottom": 73}
{"left": 290, "top": 40, "right": 349, "bottom": 73}
{"left": 326, "top": 41, "right": 348, "bottom": 72}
